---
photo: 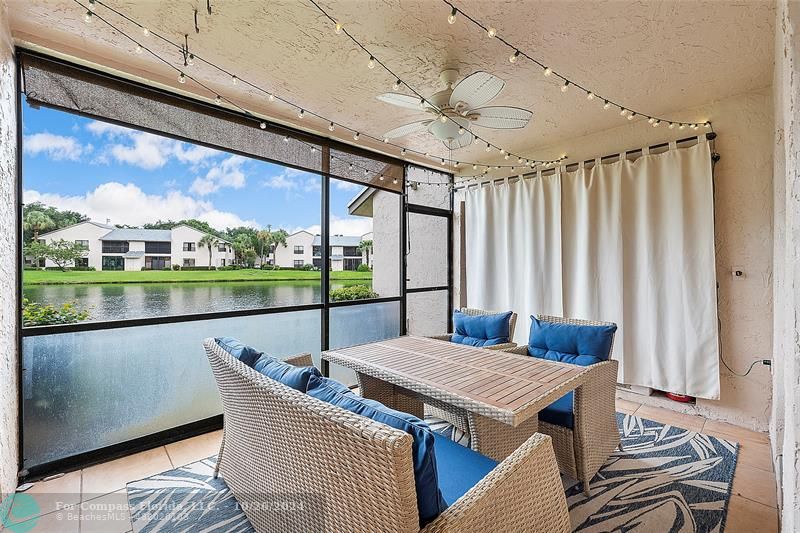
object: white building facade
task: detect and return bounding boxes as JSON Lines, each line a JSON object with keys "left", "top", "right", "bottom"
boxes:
{"left": 272, "top": 230, "right": 372, "bottom": 271}
{"left": 37, "top": 221, "right": 233, "bottom": 271}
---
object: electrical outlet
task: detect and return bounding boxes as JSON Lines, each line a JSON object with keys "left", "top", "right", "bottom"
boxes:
{"left": 731, "top": 266, "right": 745, "bottom": 279}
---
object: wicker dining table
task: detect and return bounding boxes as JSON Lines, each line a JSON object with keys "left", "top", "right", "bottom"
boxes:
{"left": 321, "top": 335, "right": 592, "bottom": 461}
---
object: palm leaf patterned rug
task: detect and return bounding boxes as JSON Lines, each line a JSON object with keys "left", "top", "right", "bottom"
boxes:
{"left": 127, "top": 413, "right": 738, "bottom": 532}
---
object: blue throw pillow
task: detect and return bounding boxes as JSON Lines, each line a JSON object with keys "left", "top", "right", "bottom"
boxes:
{"left": 253, "top": 354, "right": 321, "bottom": 392}
{"left": 306, "top": 375, "right": 446, "bottom": 527}
{"left": 215, "top": 337, "right": 263, "bottom": 367}
{"left": 451, "top": 310, "right": 512, "bottom": 347}
{"left": 527, "top": 316, "right": 616, "bottom": 364}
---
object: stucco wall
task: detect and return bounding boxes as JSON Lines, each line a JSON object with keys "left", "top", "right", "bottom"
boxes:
{"left": 772, "top": 0, "right": 799, "bottom": 527}
{"left": 0, "top": 0, "right": 18, "bottom": 500}
{"left": 455, "top": 87, "right": 774, "bottom": 432}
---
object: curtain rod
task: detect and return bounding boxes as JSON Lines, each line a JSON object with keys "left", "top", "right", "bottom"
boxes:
{"left": 455, "top": 132, "right": 718, "bottom": 190}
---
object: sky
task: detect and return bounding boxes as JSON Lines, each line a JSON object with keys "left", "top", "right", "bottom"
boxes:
{"left": 21, "top": 101, "right": 373, "bottom": 237}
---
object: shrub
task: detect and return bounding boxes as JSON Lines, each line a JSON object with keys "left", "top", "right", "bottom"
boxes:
{"left": 329, "top": 285, "right": 379, "bottom": 302}
{"left": 172, "top": 264, "right": 181, "bottom": 271}
{"left": 22, "top": 297, "right": 90, "bottom": 327}
{"left": 219, "top": 265, "right": 241, "bottom": 271}
{"left": 301, "top": 263, "right": 315, "bottom": 271}
{"left": 72, "top": 266, "right": 95, "bottom": 271}
{"left": 356, "top": 263, "right": 371, "bottom": 272}
{"left": 179, "top": 266, "right": 217, "bottom": 271}
{"left": 23, "top": 266, "right": 41, "bottom": 271}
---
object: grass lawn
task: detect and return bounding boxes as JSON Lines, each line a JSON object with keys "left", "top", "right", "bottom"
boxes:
{"left": 24, "top": 268, "right": 372, "bottom": 285}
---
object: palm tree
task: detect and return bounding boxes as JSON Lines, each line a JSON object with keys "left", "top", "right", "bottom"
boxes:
{"left": 267, "top": 228, "right": 288, "bottom": 269}
{"left": 358, "top": 239, "right": 373, "bottom": 267}
{"left": 23, "top": 210, "right": 55, "bottom": 242}
{"left": 198, "top": 234, "right": 220, "bottom": 267}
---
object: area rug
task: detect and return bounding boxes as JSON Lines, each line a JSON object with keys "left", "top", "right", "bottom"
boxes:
{"left": 126, "top": 413, "right": 738, "bottom": 532}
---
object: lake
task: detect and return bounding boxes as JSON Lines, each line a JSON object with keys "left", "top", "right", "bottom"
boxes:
{"left": 24, "top": 279, "right": 368, "bottom": 322}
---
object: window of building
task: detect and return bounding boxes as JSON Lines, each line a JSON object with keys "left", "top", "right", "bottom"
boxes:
{"left": 343, "top": 258, "right": 362, "bottom": 271}
{"left": 145, "top": 241, "right": 171, "bottom": 254}
{"left": 101, "top": 256, "right": 124, "bottom": 271}
{"left": 75, "top": 258, "right": 89, "bottom": 268}
{"left": 74, "top": 239, "right": 89, "bottom": 249}
{"left": 182, "top": 242, "right": 196, "bottom": 252}
{"left": 293, "top": 260, "right": 305, "bottom": 268}
{"left": 145, "top": 256, "right": 170, "bottom": 270}
{"left": 312, "top": 245, "right": 322, "bottom": 256}
{"left": 294, "top": 245, "right": 304, "bottom": 254}
{"left": 183, "top": 258, "right": 196, "bottom": 267}
{"left": 342, "top": 246, "right": 360, "bottom": 257}
{"left": 102, "top": 241, "right": 129, "bottom": 253}
{"left": 218, "top": 244, "right": 227, "bottom": 252}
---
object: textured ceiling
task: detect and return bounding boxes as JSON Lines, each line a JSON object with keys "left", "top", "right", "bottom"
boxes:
{"left": 8, "top": 0, "right": 775, "bottom": 174}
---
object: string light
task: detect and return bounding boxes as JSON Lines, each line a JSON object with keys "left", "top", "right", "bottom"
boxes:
{"left": 348, "top": 163, "right": 354, "bottom": 170}
{"left": 368, "top": 56, "right": 376, "bottom": 69}
{"left": 679, "top": 124, "right": 686, "bottom": 130}
{"left": 418, "top": 98, "right": 426, "bottom": 109}
{"left": 83, "top": 10, "right": 93, "bottom": 22}
{"left": 441, "top": 0, "right": 710, "bottom": 130}
{"left": 561, "top": 80, "right": 569, "bottom": 93}
{"left": 379, "top": 174, "right": 384, "bottom": 181}
{"left": 447, "top": 6, "right": 457, "bottom": 23}
{"left": 135, "top": 44, "right": 142, "bottom": 54}
{"left": 485, "top": 143, "right": 492, "bottom": 152}
{"left": 620, "top": 108, "right": 627, "bottom": 116}
{"left": 393, "top": 177, "right": 398, "bottom": 184}
{"left": 178, "top": 72, "right": 186, "bottom": 84}
{"left": 393, "top": 79, "right": 401, "bottom": 91}
{"left": 383, "top": 137, "right": 390, "bottom": 143}
{"left": 648, "top": 118, "right": 656, "bottom": 124}
{"left": 653, "top": 120, "right": 660, "bottom": 127}
{"left": 87, "top": 0, "right": 96, "bottom": 10}
{"left": 231, "top": 75, "right": 238, "bottom": 85}
{"left": 283, "top": 135, "right": 290, "bottom": 143}
{"left": 298, "top": 109, "right": 305, "bottom": 119}
{"left": 334, "top": 21, "right": 342, "bottom": 34}
{"left": 85, "top": 0, "right": 566, "bottom": 176}
{"left": 259, "top": 121, "right": 267, "bottom": 129}
{"left": 439, "top": 114, "right": 447, "bottom": 123}
{"left": 328, "top": 122, "right": 335, "bottom": 131}
{"left": 603, "top": 100, "right": 611, "bottom": 110}
{"left": 457, "top": 127, "right": 465, "bottom": 135}
{"left": 627, "top": 112, "right": 635, "bottom": 120}
{"left": 353, "top": 132, "right": 360, "bottom": 140}
{"left": 668, "top": 122, "right": 676, "bottom": 129}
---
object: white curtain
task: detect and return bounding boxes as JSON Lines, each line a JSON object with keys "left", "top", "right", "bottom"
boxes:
{"left": 466, "top": 140, "right": 720, "bottom": 399}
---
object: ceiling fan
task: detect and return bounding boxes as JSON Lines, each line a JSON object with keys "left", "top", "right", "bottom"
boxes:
{"left": 377, "top": 69, "right": 532, "bottom": 150}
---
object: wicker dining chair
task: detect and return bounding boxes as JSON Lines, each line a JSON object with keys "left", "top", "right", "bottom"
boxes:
{"left": 203, "top": 338, "right": 572, "bottom": 533}
{"left": 425, "top": 307, "right": 518, "bottom": 435}
{"left": 503, "top": 314, "right": 620, "bottom": 496}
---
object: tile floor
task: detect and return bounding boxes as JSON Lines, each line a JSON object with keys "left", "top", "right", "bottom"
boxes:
{"left": 0, "top": 401, "right": 779, "bottom": 532}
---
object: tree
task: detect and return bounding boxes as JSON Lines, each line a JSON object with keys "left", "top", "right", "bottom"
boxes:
{"left": 23, "top": 210, "right": 55, "bottom": 242}
{"left": 44, "top": 239, "right": 88, "bottom": 271}
{"left": 23, "top": 241, "right": 49, "bottom": 267}
{"left": 358, "top": 239, "right": 373, "bottom": 267}
{"left": 258, "top": 225, "right": 288, "bottom": 269}
{"left": 23, "top": 202, "right": 87, "bottom": 243}
{"left": 198, "top": 233, "right": 221, "bottom": 267}
{"left": 232, "top": 235, "right": 256, "bottom": 267}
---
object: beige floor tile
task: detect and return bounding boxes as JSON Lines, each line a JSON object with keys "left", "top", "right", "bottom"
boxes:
{"left": 732, "top": 463, "right": 778, "bottom": 508}
{"left": 615, "top": 398, "right": 641, "bottom": 415}
{"left": 734, "top": 438, "right": 774, "bottom": 472}
{"left": 634, "top": 404, "right": 705, "bottom": 432}
{"left": 165, "top": 430, "right": 223, "bottom": 468}
{"left": 725, "top": 494, "right": 779, "bottom": 533}
{"left": 10, "top": 470, "right": 83, "bottom": 519}
{"left": 81, "top": 447, "right": 172, "bottom": 498}
{"left": 79, "top": 490, "right": 131, "bottom": 533}
{"left": 703, "top": 419, "right": 769, "bottom": 445}
{"left": 6, "top": 505, "right": 80, "bottom": 532}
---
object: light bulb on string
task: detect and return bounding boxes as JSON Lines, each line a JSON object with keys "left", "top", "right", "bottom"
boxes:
{"left": 504, "top": 154, "right": 510, "bottom": 160}
{"left": 485, "top": 143, "right": 491, "bottom": 152}
{"left": 393, "top": 177, "right": 398, "bottom": 184}
{"left": 457, "top": 127, "right": 465, "bottom": 135}
{"left": 648, "top": 117, "right": 655, "bottom": 124}
{"left": 187, "top": 53, "right": 194, "bottom": 65}
{"left": 328, "top": 122, "right": 335, "bottom": 132}
{"left": 400, "top": 148, "right": 406, "bottom": 156}
{"left": 705, "top": 122, "right": 712, "bottom": 128}
{"left": 620, "top": 108, "right": 627, "bottom": 116}
{"left": 283, "top": 135, "right": 290, "bottom": 143}
{"left": 487, "top": 27, "right": 496, "bottom": 38}
{"left": 586, "top": 92, "right": 595, "bottom": 100}
{"left": 178, "top": 72, "right": 186, "bottom": 84}
{"left": 679, "top": 124, "right": 686, "bottom": 130}
{"left": 268, "top": 94, "right": 275, "bottom": 102}
{"left": 368, "top": 56, "right": 376, "bottom": 69}
{"left": 259, "top": 122, "right": 266, "bottom": 129}
{"left": 84, "top": 10, "right": 93, "bottom": 23}
{"left": 297, "top": 109, "right": 305, "bottom": 119}
{"left": 348, "top": 163, "right": 354, "bottom": 170}
{"left": 383, "top": 137, "right": 390, "bottom": 143}
{"left": 668, "top": 122, "right": 675, "bottom": 129}
{"left": 603, "top": 100, "right": 611, "bottom": 110}
{"left": 214, "top": 95, "right": 222, "bottom": 105}
{"left": 653, "top": 120, "right": 660, "bottom": 127}
{"left": 393, "top": 79, "right": 401, "bottom": 91}
{"left": 543, "top": 66, "right": 552, "bottom": 77}
{"left": 472, "top": 164, "right": 478, "bottom": 170}
{"left": 561, "top": 80, "right": 569, "bottom": 93}
{"left": 441, "top": 158, "right": 446, "bottom": 165}
{"left": 627, "top": 112, "right": 635, "bottom": 120}
{"left": 418, "top": 98, "right": 426, "bottom": 109}
{"left": 142, "top": 27, "right": 149, "bottom": 36}
{"left": 509, "top": 50, "right": 520, "bottom": 63}
{"left": 334, "top": 21, "right": 342, "bottom": 34}
{"left": 134, "top": 44, "right": 142, "bottom": 54}
{"left": 88, "top": 0, "right": 96, "bottom": 11}
{"left": 231, "top": 75, "right": 238, "bottom": 85}
{"left": 353, "top": 132, "right": 360, "bottom": 140}
{"left": 439, "top": 114, "right": 447, "bottom": 123}
{"left": 518, "top": 157, "right": 524, "bottom": 164}
{"left": 448, "top": 7, "right": 457, "bottom": 24}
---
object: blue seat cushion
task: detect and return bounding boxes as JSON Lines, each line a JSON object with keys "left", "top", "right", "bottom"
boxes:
{"left": 214, "top": 337, "right": 263, "bottom": 367}
{"left": 451, "top": 310, "right": 512, "bottom": 347}
{"left": 539, "top": 392, "right": 575, "bottom": 429}
{"left": 306, "top": 375, "right": 446, "bottom": 526}
{"left": 527, "top": 316, "right": 616, "bottom": 363}
{"left": 433, "top": 432, "right": 497, "bottom": 506}
{"left": 253, "top": 354, "right": 321, "bottom": 392}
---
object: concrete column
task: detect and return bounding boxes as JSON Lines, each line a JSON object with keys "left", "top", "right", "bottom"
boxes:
{"left": 0, "top": 0, "right": 19, "bottom": 500}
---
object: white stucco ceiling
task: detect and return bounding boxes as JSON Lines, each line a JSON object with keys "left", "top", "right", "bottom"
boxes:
{"left": 8, "top": 0, "right": 774, "bottom": 174}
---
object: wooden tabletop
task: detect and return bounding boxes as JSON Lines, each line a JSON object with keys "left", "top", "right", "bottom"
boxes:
{"left": 322, "top": 336, "right": 591, "bottom": 426}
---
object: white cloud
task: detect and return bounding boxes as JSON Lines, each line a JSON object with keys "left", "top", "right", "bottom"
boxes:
{"left": 23, "top": 133, "right": 90, "bottom": 161}
{"left": 24, "top": 182, "right": 258, "bottom": 231}
{"left": 333, "top": 180, "right": 363, "bottom": 191}
{"left": 87, "top": 120, "right": 220, "bottom": 170}
{"left": 261, "top": 169, "right": 321, "bottom": 194}
{"left": 190, "top": 155, "right": 247, "bottom": 196}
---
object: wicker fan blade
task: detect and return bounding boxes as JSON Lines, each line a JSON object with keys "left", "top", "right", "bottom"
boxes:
{"left": 442, "top": 131, "right": 475, "bottom": 150}
{"left": 449, "top": 72, "right": 505, "bottom": 111}
{"left": 376, "top": 93, "right": 434, "bottom": 111}
{"left": 470, "top": 106, "right": 533, "bottom": 129}
{"left": 383, "top": 120, "right": 433, "bottom": 139}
